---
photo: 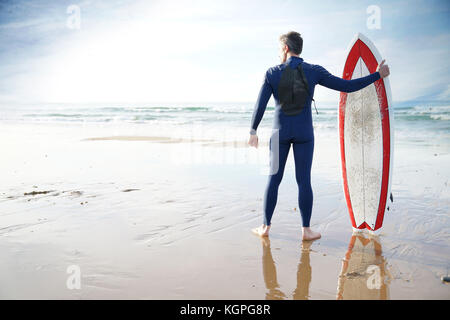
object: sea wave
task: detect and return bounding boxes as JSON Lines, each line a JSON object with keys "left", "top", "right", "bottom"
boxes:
{"left": 1, "top": 102, "right": 449, "bottom": 131}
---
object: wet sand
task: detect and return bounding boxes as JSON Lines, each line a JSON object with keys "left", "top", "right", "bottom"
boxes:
{"left": 0, "top": 122, "right": 449, "bottom": 299}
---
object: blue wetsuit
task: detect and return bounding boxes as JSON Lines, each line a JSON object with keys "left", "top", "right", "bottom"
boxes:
{"left": 250, "top": 56, "right": 380, "bottom": 227}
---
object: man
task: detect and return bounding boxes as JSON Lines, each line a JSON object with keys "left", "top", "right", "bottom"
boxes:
{"left": 249, "top": 31, "right": 390, "bottom": 240}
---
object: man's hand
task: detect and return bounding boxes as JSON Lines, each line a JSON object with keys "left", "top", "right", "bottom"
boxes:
{"left": 248, "top": 134, "right": 258, "bottom": 148}
{"left": 377, "top": 59, "right": 390, "bottom": 78}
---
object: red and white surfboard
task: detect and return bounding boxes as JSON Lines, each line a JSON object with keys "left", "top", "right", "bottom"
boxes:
{"left": 339, "top": 33, "right": 394, "bottom": 232}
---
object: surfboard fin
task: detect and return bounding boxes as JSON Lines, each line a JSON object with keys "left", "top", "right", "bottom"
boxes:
{"left": 390, "top": 192, "right": 393, "bottom": 202}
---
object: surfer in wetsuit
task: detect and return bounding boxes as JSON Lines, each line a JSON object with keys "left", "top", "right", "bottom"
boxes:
{"left": 249, "top": 31, "right": 390, "bottom": 240}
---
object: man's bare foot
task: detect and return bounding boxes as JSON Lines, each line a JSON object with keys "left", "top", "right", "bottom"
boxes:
{"left": 302, "top": 227, "right": 321, "bottom": 241}
{"left": 252, "top": 224, "right": 271, "bottom": 237}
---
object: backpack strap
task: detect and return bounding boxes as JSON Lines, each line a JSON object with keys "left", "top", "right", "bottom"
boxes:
{"left": 297, "top": 63, "right": 319, "bottom": 115}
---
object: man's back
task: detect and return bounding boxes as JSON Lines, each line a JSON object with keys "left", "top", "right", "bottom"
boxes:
{"left": 250, "top": 56, "right": 381, "bottom": 132}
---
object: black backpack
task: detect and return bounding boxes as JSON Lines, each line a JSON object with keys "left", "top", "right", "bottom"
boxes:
{"left": 278, "top": 62, "right": 317, "bottom": 115}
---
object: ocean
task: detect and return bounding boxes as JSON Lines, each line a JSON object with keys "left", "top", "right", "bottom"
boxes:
{"left": 1, "top": 101, "right": 449, "bottom": 149}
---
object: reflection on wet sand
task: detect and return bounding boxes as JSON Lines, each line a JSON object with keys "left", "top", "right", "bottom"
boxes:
{"left": 337, "top": 233, "right": 390, "bottom": 300}
{"left": 293, "top": 241, "right": 312, "bottom": 300}
{"left": 260, "top": 238, "right": 312, "bottom": 300}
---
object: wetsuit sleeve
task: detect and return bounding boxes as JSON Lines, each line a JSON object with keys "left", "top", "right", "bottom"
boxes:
{"left": 315, "top": 65, "right": 381, "bottom": 93}
{"left": 250, "top": 70, "right": 273, "bottom": 132}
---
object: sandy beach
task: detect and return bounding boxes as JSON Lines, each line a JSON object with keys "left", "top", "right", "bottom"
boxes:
{"left": 0, "top": 119, "right": 449, "bottom": 300}
{"left": 1, "top": 0, "right": 450, "bottom": 303}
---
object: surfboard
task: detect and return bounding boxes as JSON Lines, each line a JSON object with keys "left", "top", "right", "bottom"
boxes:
{"left": 339, "top": 33, "right": 393, "bottom": 232}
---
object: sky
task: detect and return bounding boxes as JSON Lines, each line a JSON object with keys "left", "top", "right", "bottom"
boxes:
{"left": 0, "top": 0, "right": 449, "bottom": 104}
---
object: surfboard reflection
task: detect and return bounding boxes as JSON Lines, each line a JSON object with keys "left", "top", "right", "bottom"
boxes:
{"left": 336, "top": 233, "right": 390, "bottom": 300}
{"left": 260, "top": 238, "right": 312, "bottom": 300}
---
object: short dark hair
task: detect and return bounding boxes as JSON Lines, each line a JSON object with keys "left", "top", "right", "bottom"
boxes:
{"left": 279, "top": 31, "right": 303, "bottom": 55}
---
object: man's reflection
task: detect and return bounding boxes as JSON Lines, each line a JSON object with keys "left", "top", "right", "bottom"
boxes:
{"left": 260, "top": 237, "right": 312, "bottom": 300}
{"left": 336, "top": 233, "right": 390, "bottom": 300}
{"left": 292, "top": 241, "right": 312, "bottom": 300}
{"left": 261, "top": 237, "right": 286, "bottom": 300}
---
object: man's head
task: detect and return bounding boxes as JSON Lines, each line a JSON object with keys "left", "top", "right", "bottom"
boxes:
{"left": 279, "top": 31, "right": 303, "bottom": 63}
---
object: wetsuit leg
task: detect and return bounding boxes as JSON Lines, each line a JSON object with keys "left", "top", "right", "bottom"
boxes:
{"left": 263, "top": 132, "right": 291, "bottom": 226}
{"left": 292, "top": 139, "right": 314, "bottom": 227}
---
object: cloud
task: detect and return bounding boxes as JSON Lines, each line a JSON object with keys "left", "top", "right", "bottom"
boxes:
{"left": 0, "top": 0, "right": 448, "bottom": 103}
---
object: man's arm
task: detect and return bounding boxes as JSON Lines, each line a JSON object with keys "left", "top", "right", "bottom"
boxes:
{"left": 315, "top": 64, "right": 381, "bottom": 93}
{"left": 248, "top": 70, "right": 273, "bottom": 148}
{"left": 250, "top": 70, "right": 273, "bottom": 133}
